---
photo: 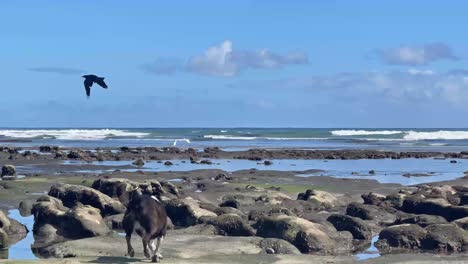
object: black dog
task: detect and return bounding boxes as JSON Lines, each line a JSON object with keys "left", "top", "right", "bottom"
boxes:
{"left": 123, "top": 194, "right": 168, "bottom": 262}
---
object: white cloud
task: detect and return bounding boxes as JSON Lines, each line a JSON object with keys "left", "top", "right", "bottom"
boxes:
{"left": 186, "top": 40, "right": 238, "bottom": 76}
{"left": 230, "top": 69, "right": 468, "bottom": 106}
{"left": 144, "top": 40, "right": 308, "bottom": 77}
{"left": 378, "top": 43, "right": 458, "bottom": 66}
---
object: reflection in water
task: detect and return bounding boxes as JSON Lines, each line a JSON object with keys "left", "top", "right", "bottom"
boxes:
{"left": 355, "top": 236, "right": 380, "bottom": 260}
{"left": 6, "top": 210, "right": 37, "bottom": 260}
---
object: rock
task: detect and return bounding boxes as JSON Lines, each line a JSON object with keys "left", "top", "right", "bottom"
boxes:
{"left": 394, "top": 214, "right": 447, "bottom": 227}
{"left": 0, "top": 211, "right": 10, "bottom": 230}
{"left": 205, "top": 214, "right": 255, "bottom": 236}
{"left": 39, "top": 145, "right": 58, "bottom": 152}
{"left": 67, "top": 150, "right": 84, "bottom": 159}
{"left": 48, "top": 183, "right": 126, "bottom": 216}
{"left": 219, "top": 198, "right": 240, "bottom": 209}
{"left": 453, "top": 217, "right": 468, "bottom": 230}
{"left": 104, "top": 214, "right": 124, "bottom": 229}
{"left": 377, "top": 223, "right": 468, "bottom": 253}
{"left": 19, "top": 200, "right": 35, "bottom": 217}
{"left": 6, "top": 218, "right": 28, "bottom": 242}
{"left": 1, "top": 165, "right": 16, "bottom": 179}
{"left": 32, "top": 196, "right": 109, "bottom": 243}
{"left": 460, "top": 193, "right": 468, "bottom": 206}
{"left": 376, "top": 224, "right": 427, "bottom": 252}
{"left": 0, "top": 228, "right": 8, "bottom": 249}
{"left": 91, "top": 178, "right": 139, "bottom": 206}
{"left": 259, "top": 238, "right": 301, "bottom": 254}
{"left": 297, "top": 189, "right": 338, "bottom": 208}
{"left": 401, "top": 197, "right": 468, "bottom": 221}
{"left": 92, "top": 178, "right": 179, "bottom": 207}
{"left": 264, "top": 160, "right": 273, "bottom": 166}
{"left": 33, "top": 223, "right": 64, "bottom": 248}
{"left": 361, "top": 192, "right": 386, "bottom": 205}
{"left": 132, "top": 159, "right": 145, "bottom": 167}
{"left": 214, "top": 173, "right": 230, "bottom": 181}
{"left": 346, "top": 202, "right": 380, "bottom": 220}
{"left": 248, "top": 207, "right": 295, "bottom": 221}
{"left": 200, "top": 159, "right": 212, "bottom": 165}
{"left": 420, "top": 224, "right": 468, "bottom": 253}
{"left": 160, "top": 181, "right": 179, "bottom": 197}
{"left": 164, "top": 197, "right": 217, "bottom": 227}
{"left": 164, "top": 161, "right": 173, "bottom": 166}
{"left": 255, "top": 214, "right": 347, "bottom": 254}
{"left": 327, "top": 214, "right": 372, "bottom": 240}
{"left": 65, "top": 205, "right": 110, "bottom": 238}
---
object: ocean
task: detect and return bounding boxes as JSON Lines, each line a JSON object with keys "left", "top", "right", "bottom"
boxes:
{"left": 1, "top": 128, "right": 468, "bottom": 151}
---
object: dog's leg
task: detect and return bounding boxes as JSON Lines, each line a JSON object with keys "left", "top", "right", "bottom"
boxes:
{"left": 149, "top": 239, "right": 156, "bottom": 253}
{"left": 126, "top": 233, "right": 134, "bottom": 257}
{"left": 151, "top": 236, "right": 164, "bottom": 263}
{"left": 142, "top": 237, "right": 151, "bottom": 259}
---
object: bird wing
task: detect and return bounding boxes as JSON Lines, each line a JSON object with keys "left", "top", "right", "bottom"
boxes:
{"left": 95, "top": 78, "right": 108, "bottom": 89}
{"left": 85, "top": 86, "right": 91, "bottom": 97}
{"left": 83, "top": 79, "right": 93, "bottom": 97}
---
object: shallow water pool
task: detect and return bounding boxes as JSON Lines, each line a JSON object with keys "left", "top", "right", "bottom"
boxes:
{"left": 66, "top": 158, "right": 468, "bottom": 185}
{"left": 4, "top": 210, "right": 37, "bottom": 260}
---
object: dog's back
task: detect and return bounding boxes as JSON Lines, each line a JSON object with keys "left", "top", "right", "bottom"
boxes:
{"left": 124, "top": 195, "right": 168, "bottom": 239}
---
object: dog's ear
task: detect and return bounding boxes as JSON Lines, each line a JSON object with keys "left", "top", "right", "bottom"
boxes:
{"left": 129, "top": 188, "right": 143, "bottom": 203}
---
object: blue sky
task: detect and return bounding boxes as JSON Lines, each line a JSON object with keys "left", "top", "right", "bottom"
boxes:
{"left": 2, "top": 0, "right": 468, "bottom": 127}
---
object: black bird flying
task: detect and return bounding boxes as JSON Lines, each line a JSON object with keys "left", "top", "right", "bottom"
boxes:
{"left": 82, "top": 74, "right": 108, "bottom": 97}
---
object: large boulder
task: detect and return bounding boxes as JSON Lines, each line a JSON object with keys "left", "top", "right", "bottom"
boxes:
{"left": 376, "top": 223, "right": 468, "bottom": 253}
{"left": 0, "top": 211, "right": 10, "bottom": 230}
{"left": 255, "top": 214, "right": 349, "bottom": 254}
{"left": 258, "top": 238, "right": 301, "bottom": 254}
{"left": 19, "top": 200, "right": 35, "bottom": 217}
{"left": 1, "top": 165, "right": 16, "bottom": 180}
{"left": 401, "top": 197, "right": 468, "bottom": 221}
{"left": 64, "top": 205, "right": 110, "bottom": 238}
{"left": 346, "top": 202, "right": 395, "bottom": 223}
{"left": 204, "top": 214, "right": 255, "bottom": 236}
{"left": 361, "top": 192, "right": 386, "bottom": 205}
{"left": 327, "top": 214, "right": 372, "bottom": 240}
{"left": 0, "top": 210, "right": 9, "bottom": 249}
{"left": 453, "top": 217, "right": 468, "bottom": 230}
{"left": 376, "top": 224, "right": 427, "bottom": 252}
{"left": 91, "top": 178, "right": 179, "bottom": 206}
{"left": 91, "top": 178, "right": 138, "bottom": 206}
{"left": 420, "top": 224, "right": 468, "bottom": 253}
{"left": 297, "top": 189, "right": 338, "bottom": 208}
{"left": 394, "top": 213, "right": 447, "bottom": 227}
{"left": 0, "top": 228, "right": 7, "bottom": 249}
{"left": 32, "top": 195, "right": 109, "bottom": 244}
{"left": 164, "top": 197, "right": 217, "bottom": 227}
{"left": 48, "top": 183, "right": 126, "bottom": 216}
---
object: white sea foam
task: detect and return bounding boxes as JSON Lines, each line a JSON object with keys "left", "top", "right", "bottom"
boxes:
{"left": 0, "top": 129, "right": 149, "bottom": 140}
{"left": 331, "top": 130, "right": 403, "bottom": 136}
{"left": 403, "top": 131, "right": 468, "bottom": 140}
{"left": 203, "top": 135, "right": 324, "bottom": 140}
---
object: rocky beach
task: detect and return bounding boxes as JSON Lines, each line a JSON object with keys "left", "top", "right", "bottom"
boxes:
{"left": 0, "top": 145, "right": 467, "bottom": 263}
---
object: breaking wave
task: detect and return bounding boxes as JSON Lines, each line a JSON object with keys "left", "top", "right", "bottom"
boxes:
{"left": 403, "top": 131, "right": 468, "bottom": 140}
{"left": 0, "top": 129, "right": 149, "bottom": 140}
{"left": 331, "top": 130, "right": 403, "bottom": 136}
